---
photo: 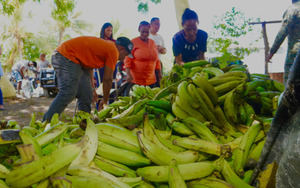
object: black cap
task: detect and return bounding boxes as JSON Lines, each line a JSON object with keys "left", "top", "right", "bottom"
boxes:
{"left": 116, "top": 37, "right": 133, "bottom": 58}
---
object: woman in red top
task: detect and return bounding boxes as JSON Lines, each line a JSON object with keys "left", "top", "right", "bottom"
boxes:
{"left": 125, "top": 21, "right": 161, "bottom": 87}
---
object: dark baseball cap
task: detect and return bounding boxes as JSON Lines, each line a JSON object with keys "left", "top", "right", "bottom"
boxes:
{"left": 116, "top": 37, "right": 134, "bottom": 58}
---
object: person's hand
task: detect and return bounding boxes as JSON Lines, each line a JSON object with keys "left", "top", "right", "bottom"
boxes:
{"left": 126, "top": 74, "right": 133, "bottom": 83}
{"left": 92, "top": 89, "right": 98, "bottom": 103}
{"left": 98, "top": 99, "right": 108, "bottom": 111}
{"left": 157, "top": 45, "right": 163, "bottom": 52}
{"left": 157, "top": 70, "right": 162, "bottom": 80}
{"left": 159, "top": 48, "right": 166, "bottom": 54}
{"left": 93, "top": 78, "right": 97, "bottom": 88}
{"left": 177, "top": 61, "right": 184, "bottom": 66}
{"left": 157, "top": 46, "right": 166, "bottom": 54}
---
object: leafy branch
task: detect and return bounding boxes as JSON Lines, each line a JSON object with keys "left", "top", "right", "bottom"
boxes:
{"left": 136, "top": 0, "right": 161, "bottom": 13}
{"left": 209, "top": 7, "right": 260, "bottom": 63}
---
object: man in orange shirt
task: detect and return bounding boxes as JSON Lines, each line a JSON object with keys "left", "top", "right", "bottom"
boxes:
{"left": 43, "top": 36, "right": 133, "bottom": 121}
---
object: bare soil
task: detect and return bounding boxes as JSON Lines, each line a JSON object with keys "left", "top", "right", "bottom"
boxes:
{"left": 0, "top": 96, "right": 77, "bottom": 127}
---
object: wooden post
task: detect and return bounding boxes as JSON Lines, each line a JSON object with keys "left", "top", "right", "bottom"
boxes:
{"left": 249, "top": 20, "right": 282, "bottom": 75}
{"left": 262, "top": 22, "right": 270, "bottom": 74}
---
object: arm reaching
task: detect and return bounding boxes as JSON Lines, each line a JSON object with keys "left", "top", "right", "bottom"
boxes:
{"left": 100, "top": 66, "right": 113, "bottom": 109}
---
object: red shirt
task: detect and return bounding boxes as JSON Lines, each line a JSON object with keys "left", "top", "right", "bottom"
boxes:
{"left": 57, "top": 36, "right": 118, "bottom": 70}
{"left": 124, "top": 37, "right": 160, "bottom": 86}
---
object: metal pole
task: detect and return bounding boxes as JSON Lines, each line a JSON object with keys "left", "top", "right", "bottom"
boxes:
{"left": 249, "top": 20, "right": 282, "bottom": 25}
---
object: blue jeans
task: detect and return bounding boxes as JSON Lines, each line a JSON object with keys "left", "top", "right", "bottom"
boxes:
{"left": 43, "top": 52, "right": 93, "bottom": 121}
{"left": 94, "top": 61, "right": 122, "bottom": 88}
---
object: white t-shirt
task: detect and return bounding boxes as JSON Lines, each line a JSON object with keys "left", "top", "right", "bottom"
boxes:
{"left": 149, "top": 33, "right": 165, "bottom": 59}
{"left": 38, "top": 60, "right": 51, "bottom": 71}
{"left": 12, "top": 61, "right": 28, "bottom": 72}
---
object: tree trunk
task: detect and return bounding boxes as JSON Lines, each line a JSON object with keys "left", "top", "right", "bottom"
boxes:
{"left": 262, "top": 23, "right": 270, "bottom": 74}
{"left": 6, "top": 44, "right": 18, "bottom": 71}
{"left": 58, "top": 27, "right": 65, "bottom": 45}
{"left": 17, "top": 36, "right": 23, "bottom": 59}
{"left": 173, "top": 0, "right": 190, "bottom": 29}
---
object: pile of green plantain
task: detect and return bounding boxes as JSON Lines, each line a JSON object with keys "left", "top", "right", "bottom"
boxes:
{"left": 0, "top": 60, "right": 284, "bottom": 188}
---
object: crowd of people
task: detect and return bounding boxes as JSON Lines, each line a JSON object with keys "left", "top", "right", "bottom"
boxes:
{"left": 41, "top": 8, "right": 208, "bottom": 121}
{"left": 94, "top": 8, "right": 207, "bottom": 90}
{"left": 8, "top": 53, "right": 52, "bottom": 95}
{"left": 0, "top": 47, "right": 54, "bottom": 110}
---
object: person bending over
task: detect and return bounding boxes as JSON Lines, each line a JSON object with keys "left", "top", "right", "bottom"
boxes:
{"left": 43, "top": 36, "right": 133, "bottom": 121}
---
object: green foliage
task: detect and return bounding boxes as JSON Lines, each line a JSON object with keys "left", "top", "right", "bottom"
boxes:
{"left": 22, "top": 31, "right": 59, "bottom": 64}
{"left": 209, "top": 7, "right": 260, "bottom": 63}
{"left": 34, "top": 31, "right": 59, "bottom": 54}
{"left": 0, "top": 0, "right": 15, "bottom": 15}
{"left": 22, "top": 33, "right": 41, "bottom": 61}
{"left": 137, "top": 2, "right": 148, "bottom": 13}
{"left": 0, "top": 0, "right": 29, "bottom": 71}
{"left": 22, "top": 30, "right": 60, "bottom": 63}
{"left": 51, "top": 0, "right": 90, "bottom": 44}
{"left": 213, "top": 7, "right": 253, "bottom": 38}
{"left": 136, "top": 0, "right": 161, "bottom": 13}
{"left": 51, "top": 0, "right": 75, "bottom": 28}
{"left": 0, "top": 0, "right": 39, "bottom": 15}
{"left": 0, "top": 0, "right": 88, "bottom": 71}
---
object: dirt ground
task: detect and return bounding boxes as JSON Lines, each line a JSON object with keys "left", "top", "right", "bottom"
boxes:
{"left": 0, "top": 96, "right": 77, "bottom": 127}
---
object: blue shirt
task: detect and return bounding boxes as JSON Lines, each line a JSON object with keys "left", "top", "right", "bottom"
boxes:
{"left": 0, "top": 62, "right": 3, "bottom": 77}
{"left": 172, "top": 29, "right": 208, "bottom": 63}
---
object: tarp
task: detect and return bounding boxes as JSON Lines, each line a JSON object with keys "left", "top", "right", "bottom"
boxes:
{"left": 0, "top": 75, "right": 16, "bottom": 98}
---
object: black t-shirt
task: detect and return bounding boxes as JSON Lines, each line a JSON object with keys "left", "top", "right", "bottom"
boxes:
{"left": 172, "top": 29, "right": 208, "bottom": 63}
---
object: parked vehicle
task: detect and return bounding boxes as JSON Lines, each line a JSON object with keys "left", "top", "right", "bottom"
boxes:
{"left": 39, "top": 69, "right": 58, "bottom": 97}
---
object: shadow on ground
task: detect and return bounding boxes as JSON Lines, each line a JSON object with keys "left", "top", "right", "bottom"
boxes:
{"left": 0, "top": 97, "right": 77, "bottom": 127}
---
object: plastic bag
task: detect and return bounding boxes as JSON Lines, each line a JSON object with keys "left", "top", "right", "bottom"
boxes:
{"left": 21, "top": 79, "right": 32, "bottom": 98}
{"left": 32, "top": 86, "right": 44, "bottom": 98}
{"left": 0, "top": 75, "right": 16, "bottom": 98}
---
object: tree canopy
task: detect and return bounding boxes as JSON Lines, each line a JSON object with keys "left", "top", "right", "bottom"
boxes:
{"left": 0, "top": 0, "right": 40, "bottom": 15}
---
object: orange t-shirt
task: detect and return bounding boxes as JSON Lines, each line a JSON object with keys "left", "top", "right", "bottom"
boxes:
{"left": 124, "top": 37, "right": 160, "bottom": 86}
{"left": 56, "top": 36, "right": 118, "bottom": 70}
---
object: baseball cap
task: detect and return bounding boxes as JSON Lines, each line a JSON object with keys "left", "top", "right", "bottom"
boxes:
{"left": 116, "top": 37, "right": 134, "bottom": 58}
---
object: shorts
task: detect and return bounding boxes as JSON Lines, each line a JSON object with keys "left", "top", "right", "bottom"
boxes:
{"left": 12, "top": 70, "right": 22, "bottom": 82}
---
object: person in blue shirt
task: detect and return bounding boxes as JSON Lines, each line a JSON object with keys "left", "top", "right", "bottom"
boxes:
{"left": 172, "top": 8, "right": 208, "bottom": 65}
{"left": 0, "top": 46, "right": 4, "bottom": 110}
